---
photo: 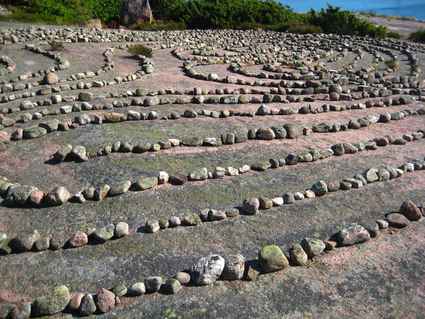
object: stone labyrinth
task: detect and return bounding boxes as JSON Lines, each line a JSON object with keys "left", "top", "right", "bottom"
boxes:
{"left": 0, "top": 25, "right": 425, "bottom": 318}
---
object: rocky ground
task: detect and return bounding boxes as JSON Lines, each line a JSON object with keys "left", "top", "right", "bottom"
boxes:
{"left": 0, "top": 25, "right": 424, "bottom": 318}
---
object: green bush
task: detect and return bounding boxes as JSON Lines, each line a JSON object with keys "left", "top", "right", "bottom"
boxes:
{"left": 287, "top": 22, "right": 322, "bottom": 34}
{"left": 306, "top": 5, "right": 390, "bottom": 38}
{"left": 150, "top": 0, "right": 300, "bottom": 29}
{"left": 409, "top": 29, "right": 425, "bottom": 43}
{"left": 387, "top": 31, "right": 401, "bottom": 39}
{"left": 1, "top": 0, "right": 122, "bottom": 25}
{"left": 128, "top": 44, "right": 153, "bottom": 58}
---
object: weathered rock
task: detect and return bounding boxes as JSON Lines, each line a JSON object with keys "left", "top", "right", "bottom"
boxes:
{"left": 189, "top": 168, "right": 208, "bottom": 181}
{"left": 79, "top": 92, "right": 93, "bottom": 102}
{"left": 181, "top": 213, "right": 201, "bottom": 226}
{"left": 145, "top": 277, "right": 163, "bottom": 293}
{"left": 259, "top": 197, "right": 273, "bottom": 209}
{"left": 251, "top": 161, "right": 271, "bottom": 171}
{"left": 95, "top": 288, "right": 115, "bottom": 313}
{"left": 162, "top": 278, "right": 182, "bottom": 294}
{"left": 91, "top": 224, "right": 115, "bottom": 243}
{"left": 127, "top": 282, "right": 145, "bottom": 296}
{"left": 399, "top": 200, "right": 422, "bottom": 221}
{"left": 93, "top": 184, "right": 110, "bottom": 201}
{"left": 108, "top": 180, "right": 131, "bottom": 196}
{"left": 68, "top": 145, "right": 88, "bottom": 162}
{"left": 114, "top": 222, "right": 129, "bottom": 238}
{"left": 386, "top": 213, "right": 410, "bottom": 228}
{"left": 169, "top": 174, "right": 187, "bottom": 185}
{"left": 44, "top": 72, "right": 59, "bottom": 85}
{"left": 301, "top": 238, "right": 326, "bottom": 258}
{"left": 221, "top": 254, "right": 246, "bottom": 280}
{"left": 157, "top": 171, "right": 169, "bottom": 184}
{"left": 191, "top": 255, "right": 225, "bottom": 285}
{"left": 67, "top": 293, "right": 84, "bottom": 313}
{"left": 244, "top": 262, "right": 260, "bottom": 281}
{"left": 284, "top": 124, "right": 302, "bottom": 139}
{"left": 121, "top": 0, "right": 153, "bottom": 25}
{"left": 46, "top": 186, "right": 71, "bottom": 206}
{"left": 8, "top": 302, "right": 31, "bottom": 319}
{"left": 258, "top": 245, "right": 289, "bottom": 273}
{"left": 242, "top": 198, "right": 260, "bottom": 215}
{"left": 283, "top": 192, "right": 295, "bottom": 204}
{"left": 256, "top": 104, "right": 270, "bottom": 115}
{"left": 134, "top": 176, "right": 158, "bottom": 191}
{"left": 182, "top": 136, "right": 203, "bottom": 146}
{"left": 311, "top": 180, "right": 328, "bottom": 196}
{"left": 5, "top": 185, "right": 36, "bottom": 206}
{"left": 32, "top": 285, "right": 71, "bottom": 316}
{"left": 145, "top": 220, "right": 160, "bottom": 233}
{"left": 23, "top": 126, "right": 47, "bottom": 139}
{"left": 11, "top": 230, "right": 40, "bottom": 252}
{"left": 174, "top": 272, "right": 191, "bottom": 285}
{"left": 68, "top": 231, "right": 88, "bottom": 248}
{"left": 335, "top": 223, "right": 371, "bottom": 246}
{"left": 53, "top": 144, "right": 73, "bottom": 162}
{"left": 256, "top": 128, "right": 275, "bottom": 140}
{"left": 112, "top": 284, "right": 127, "bottom": 297}
{"left": 79, "top": 293, "right": 96, "bottom": 316}
{"left": 289, "top": 243, "right": 308, "bottom": 266}
{"left": 169, "top": 216, "right": 181, "bottom": 227}
{"left": 365, "top": 168, "right": 379, "bottom": 183}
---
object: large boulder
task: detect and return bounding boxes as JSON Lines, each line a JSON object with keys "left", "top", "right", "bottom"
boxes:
{"left": 121, "top": 0, "right": 153, "bottom": 26}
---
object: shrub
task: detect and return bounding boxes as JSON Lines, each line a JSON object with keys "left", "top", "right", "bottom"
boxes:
{"left": 150, "top": 0, "right": 300, "bottom": 29}
{"left": 386, "top": 31, "right": 401, "bottom": 39}
{"left": 1, "top": 0, "right": 122, "bottom": 25}
{"left": 287, "top": 23, "right": 322, "bottom": 34}
{"left": 306, "top": 5, "right": 390, "bottom": 38}
{"left": 128, "top": 44, "right": 152, "bottom": 58}
{"left": 409, "top": 29, "right": 425, "bottom": 43}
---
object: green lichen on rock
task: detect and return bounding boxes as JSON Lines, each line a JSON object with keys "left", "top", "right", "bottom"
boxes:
{"left": 31, "top": 285, "right": 71, "bottom": 316}
{"left": 258, "top": 244, "right": 289, "bottom": 273}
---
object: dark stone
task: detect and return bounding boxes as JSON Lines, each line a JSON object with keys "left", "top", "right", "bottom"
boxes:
{"left": 386, "top": 213, "right": 410, "bottom": 228}
{"left": 399, "top": 200, "right": 422, "bottom": 221}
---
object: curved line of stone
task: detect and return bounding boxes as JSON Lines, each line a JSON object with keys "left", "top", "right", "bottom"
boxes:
{"left": 0, "top": 94, "right": 413, "bottom": 134}
{"left": 0, "top": 152, "right": 423, "bottom": 261}
{"left": 0, "top": 44, "right": 68, "bottom": 87}
{"left": 181, "top": 62, "right": 420, "bottom": 98}
{"left": 0, "top": 50, "right": 153, "bottom": 105}
{"left": 0, "top": 46, "right": 114, "bottom": 96}
{"left": 47, "top": 106, "right": 424, "bottom": 161}
{"left": 0, "top": 120, "right": 423, "bottom": 212}
{"left": 0, "top": 196, "right": 423, "bottom": 318}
